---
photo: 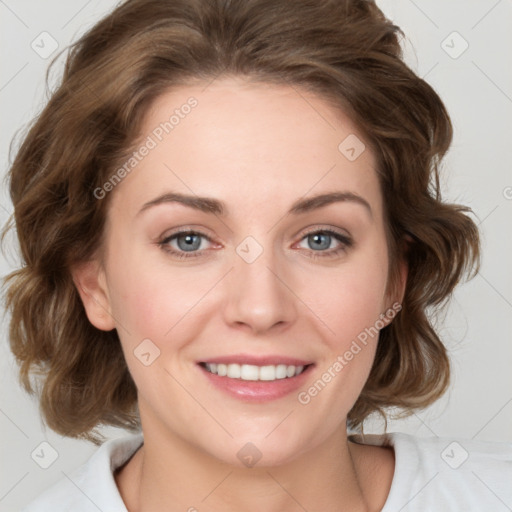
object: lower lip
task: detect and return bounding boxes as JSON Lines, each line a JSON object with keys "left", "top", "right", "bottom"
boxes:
{"left": 198, "top": 364, "right": 314, "bottom": 402}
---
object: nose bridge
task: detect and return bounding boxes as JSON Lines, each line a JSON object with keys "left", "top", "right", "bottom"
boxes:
{"left": 223, "top": 235, "right": 297, "bottom": 332}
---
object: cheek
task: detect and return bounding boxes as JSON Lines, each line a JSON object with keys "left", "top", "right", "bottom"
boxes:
{"left": 106, "top": 265, "right": 201, "bottom": 391}
{"left": 108, "top": 271, "right": 175, "bottom": 341}
{"left": 313, "top": 251, "right": 389, "bottom": 349}
{"left": 333, "top": 275, "right": 387, "bottom": 341}
{"left": 300, "top": 267, "right": 388, "bottom": 418}
{"left": 107, "top": 268, "right": 161, "bottom": 339}
{"left": 106, "top": 254, "right": 216, "bottom": 347}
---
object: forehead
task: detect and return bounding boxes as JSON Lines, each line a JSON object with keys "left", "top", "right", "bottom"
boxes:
{"left": 110, "top": 76, "right": 382, "bottom": 219}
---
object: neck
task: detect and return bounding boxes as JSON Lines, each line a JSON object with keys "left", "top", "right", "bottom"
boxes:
{"left": 116, "top": 425, "right": 380, "bottom": 512}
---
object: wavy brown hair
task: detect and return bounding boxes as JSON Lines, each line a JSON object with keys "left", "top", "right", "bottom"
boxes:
{"left": 3, "top": 0, "right": 480, "bottom": 444}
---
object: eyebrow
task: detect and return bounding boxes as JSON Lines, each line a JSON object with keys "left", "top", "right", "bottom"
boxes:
{"left": 137, "top": 191, "right": 372, "bottom": 218}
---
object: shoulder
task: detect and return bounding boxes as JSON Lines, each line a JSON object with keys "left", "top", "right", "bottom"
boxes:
{"left": 21, "top": 433, "right": 144, "bottom": 512}
{"left": 350, "top": 432, "right": 512, "bottom": 512}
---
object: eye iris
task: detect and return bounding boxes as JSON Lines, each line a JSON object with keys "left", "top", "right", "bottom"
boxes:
{"left": 177, "top": 233, "right": 201, "bottom": 251}
{"left": 309, "top": 232, "right": 331, "bottom": 250}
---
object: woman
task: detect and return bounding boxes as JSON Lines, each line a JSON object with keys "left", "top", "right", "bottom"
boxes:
{"left": 4, "top": 0, "right": 511, "bottom": 510}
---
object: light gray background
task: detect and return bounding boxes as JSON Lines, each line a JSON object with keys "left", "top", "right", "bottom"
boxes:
{"left": 1, "top": 1, "right": 511, "bottom": 510}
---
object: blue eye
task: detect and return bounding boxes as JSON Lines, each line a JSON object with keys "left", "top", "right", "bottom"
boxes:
{"left": 158, "top": 228, "right": 352, "bottom": 260}
{"left": 297, "top": 229, "right": 353, "bottom": 259}
{"left": 174, "top": 232, "right": 203, "bottom": 252}
{"left": 159, "top": 231, "right": 213, "bottom": 259}
{"left": 306, "top": 232, "right": 332, "bottom": 250}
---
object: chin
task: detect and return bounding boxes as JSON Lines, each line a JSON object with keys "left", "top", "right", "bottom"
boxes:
{"left": 202, "top": 429, "right": 316, "bottom": 469}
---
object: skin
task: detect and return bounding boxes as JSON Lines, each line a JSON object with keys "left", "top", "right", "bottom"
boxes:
{"left": 73, "top": 76, "right": 406, "bottom": 512}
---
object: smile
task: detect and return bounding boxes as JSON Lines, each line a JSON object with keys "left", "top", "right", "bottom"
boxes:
{"left": 197, "top": 355, "right": 315, "bottom": 401}
{"left": 201, "top": 362, "right": 308, "bottom": 381}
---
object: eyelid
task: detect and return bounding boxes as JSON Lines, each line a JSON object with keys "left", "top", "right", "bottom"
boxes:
{"left": 293, "top": 224, "right": 353, "bottom": 248}
{"left": 158, "top": 224, "right": 353, "bottom": 260}
{"left": 159, "top": 225, "right": 350, "bottom": 245}
{"left": 297, "top": 224, "right": 351, "bottom": 240}
{"left": 157, "top": 227, "right": 219, "bottom": 260}
{"left": 159, "top": 225, "right": 216, "bottom": 243}
{"left": 292, "top": 226, "right": 353, "bottom": 257}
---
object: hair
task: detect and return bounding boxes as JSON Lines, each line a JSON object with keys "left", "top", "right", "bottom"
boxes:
{"left": 3, "top": 0, "right": 480, "bottom": 444}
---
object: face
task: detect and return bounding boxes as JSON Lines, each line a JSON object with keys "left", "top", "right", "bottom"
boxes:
{"left": 77, "top": 76, "right": 403, "bottom": 467}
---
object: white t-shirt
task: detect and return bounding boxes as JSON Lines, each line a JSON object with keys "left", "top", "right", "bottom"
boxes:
{"left": 21, "top": 432, "right": 512, "bottom": 511}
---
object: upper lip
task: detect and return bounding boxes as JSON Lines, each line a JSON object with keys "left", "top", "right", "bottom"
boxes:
{"left": 199, "top": 354, "right": 314, "bottom": 366}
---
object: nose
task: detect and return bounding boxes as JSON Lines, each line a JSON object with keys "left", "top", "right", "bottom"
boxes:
{"left": 222, "top": 243, "right": 298, "bottom": 334}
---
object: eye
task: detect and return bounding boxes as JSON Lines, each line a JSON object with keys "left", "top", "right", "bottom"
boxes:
{"left": 158, "top": 230, "right": 215, "bottom": 259}
{"left": 157, "top": 227, "right": 353, "bottom": 261}
{"left": 296, "top": 228, "right": 353, "bottom": 259}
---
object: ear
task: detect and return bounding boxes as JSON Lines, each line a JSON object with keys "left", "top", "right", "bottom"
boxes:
{"left": 382, "top": 237, "right": 410, "bottom": 326}
{"left": 71, "top": 259, "right": 116, "bottom": 331}
{"left": 394, "top": 249, "right": 409, "bottom": 306}
{"left": 398, "top": 234, "right": 413, "bottom": 302}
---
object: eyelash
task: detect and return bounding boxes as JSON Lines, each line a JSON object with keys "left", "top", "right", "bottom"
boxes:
{"left": 158, "top": 227, "right": 353, "bottom": 261}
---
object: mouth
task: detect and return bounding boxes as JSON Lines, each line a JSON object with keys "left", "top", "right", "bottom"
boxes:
{"left": 199, "top": 362, "right": 310, "bottom": 381}
{"left": 197, "top": 357, "right": 315, "bottom": 402}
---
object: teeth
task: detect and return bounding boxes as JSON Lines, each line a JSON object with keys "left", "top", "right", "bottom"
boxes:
{"left": 203, "top": 363, "right": 307, "bottom": 381}
{"left": 227, "top": 364, "right": 241, "bottom": 378}
{"left": 241, "top": 364, "right": 259, "bottom": 380}
{"left": 259, "top": 365, "right": 276, "bottom": 381}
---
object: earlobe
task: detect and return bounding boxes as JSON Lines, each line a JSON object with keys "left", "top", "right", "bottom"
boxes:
{"left": 71, "top": 260, "right": 116, "bottom": 331}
